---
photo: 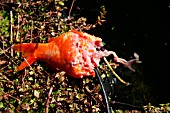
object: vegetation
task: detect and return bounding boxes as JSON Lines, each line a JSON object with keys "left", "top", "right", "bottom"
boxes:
{"left": 0, "top": 0, "right": 169, "bottom": 113}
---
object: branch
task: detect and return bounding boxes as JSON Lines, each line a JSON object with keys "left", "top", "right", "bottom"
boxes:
{"left": 45, "top": 87, "right": 53, "bottom": 113}
{"left": 68, "top": 0, "right": 75, "bottom": 18}
{"left": 103, "top": 57, "right": 130, "bottom": 86}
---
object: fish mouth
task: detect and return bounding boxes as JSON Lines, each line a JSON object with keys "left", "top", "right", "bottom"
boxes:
{"left": 67, "top": 31, "right": 140, "bottom": 78}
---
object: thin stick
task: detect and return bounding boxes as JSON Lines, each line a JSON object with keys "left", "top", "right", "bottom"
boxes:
{"left": 103, "top": 57, "right": 130, "bottom": 86}
{"left": 10, "top": 10, "right": 15, "bottom": 72}
{"left": 46, "top": 87, "right": 53, "bottom": 113}
{"left": 4, "top": 100, "right": 20, "bottom": 113}
{"left": 31, "top": 20, "right": 33, "bottom": 40}
{"left": 68, "top": 0, "right": 75, "bottom": 18}
{"left": 23, "top": 58, "right": 38, "bottom": 76}
{"left": 0, "top": 48, "right": 18, "bottom": 66}
{"left": 10, "top": 10, "right": 13, "bottom": 57}
{"left": 16, "top": 13, "right": 20, "bottom": 42}
{"left": 0, "top": 73, "right": 14, "bottom": 84}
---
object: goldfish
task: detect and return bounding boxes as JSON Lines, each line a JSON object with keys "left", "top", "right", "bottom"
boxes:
{"left": 12, "top": 30, "right": 139, "bottom": 78}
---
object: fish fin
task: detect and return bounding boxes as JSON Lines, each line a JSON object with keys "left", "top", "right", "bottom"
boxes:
{"left": 12, "top": 43, "right": 37, "bottom": 52}
{"left": 12, "top": 43, "right": 38, "bottom": 71}
{"left": 70, "top": 30, "right": 86, "bottom": 38}
{"left": 17, "top": 55, "right": 37, "bottom": 71}
{"left": 48, "top": 38, "right": 55, "bottom": 42}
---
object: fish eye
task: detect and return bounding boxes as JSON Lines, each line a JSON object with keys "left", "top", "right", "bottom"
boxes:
{"left": 96, "top": 48, "right": 100, "bottom": 51}
{"left": 96, "top": 46, "right": 105, "bottom": 51}
{"left": 100, "top": 46, "right": 105, "bottom": 51}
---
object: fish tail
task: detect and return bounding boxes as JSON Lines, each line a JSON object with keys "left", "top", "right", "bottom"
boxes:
{"left": 12, "top": 43, "right": 38, "bottom": 71}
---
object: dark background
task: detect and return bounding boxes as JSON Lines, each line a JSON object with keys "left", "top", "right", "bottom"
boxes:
{"left": 103, "top": 0, "right": 170, "bottom": 104}
{"left": 75, "top": 0, "right": 170, "bottom": 105}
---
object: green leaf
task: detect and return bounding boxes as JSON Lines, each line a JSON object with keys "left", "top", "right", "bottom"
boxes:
{"left": 167, "top": 107, "right": 170, "bottom": 111}
{"left": 76, "top": 94, "right": 85, "bottom": 99}
{"left": 34, "top": 90, "right": 40, "bottom": 98}
{"left": 17, "top": 52, "right": 20, "bottom": 57}
{"left": 23, "top": 25, "right": 28, "bottom": 30}
{"left": 4, "top": 32, "right": 9, "bottom": 37}
{"left": 29, "top": 98, "right": 36, "bottom": 105}
{"left": 29, "top": 71, "right": 34, "bottom": 75}
{"left": 111, "top": 27, "right": 115, "bottom": 30}
{"left": 19, "top": 88, "right": 23, "bottom": 92}
{"left": 98, "top": 16, "right": 100, "bottom": 20}
{"left": 102, "top": 42, "right": 106, "bottom": 46}
{"left": 35, "top": 83, "right": 39, "bottom": 87}
{"left": 0, "top": 102, "right": 3, "bottom": 108}
{"left": 29, "top": 11, "right": 34, "bottom": 16}
{"left": 59, "top": 1, "right": 64, "bottom": 6}
{"left": 28, "top": 77, "right": 33, "bottom": 81}
{"left": 67, "top": 88, "right": 72, "bottom": 91}
{"left": 101, "top": 73, "right": 106, "bottom": 79}
{"left": 50, "top": 103, "right": 55, "bottom": 108}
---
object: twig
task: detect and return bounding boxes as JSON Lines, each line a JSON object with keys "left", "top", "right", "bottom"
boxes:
{"left": 31, "top": 20, "right": 33, "bottom": 40}
{"left": 10, "top": 10, "right": 15, "bottom": 73}
{"left": 0, "top": 46, "right": 11, "bottom": 55}
{"left": 23, "top": 58, "right": 38, "bottom": 76}
{"left": 4, "top": 97, "right": 20, "bottom": 113}
{"left": 6, "top": 93, "right": 21, "bottom": 104}
{"left": 0, "top": 3, "right": 9, "bottom": 7}
{"left": 10, "top": 10, "right": 13, "bottom": 57}
{"left": 110, "top": 101, "right": 144, "bottom": 111}
{"left": 16, "top": 13, "right": 20, "bottom": 41}
{"left": 0, "top": 73, "right": 14, "bottom": 85}
{"left": 68, "top": 0, "right": 75, "bottom": 18}
{"left": 46, "top": 87, "right": 53, "bottom": 113}
{"left": 103, "top": 57, "right": 130, "bottom": 86}
{"left": 0, "top": 47, "right": 18, "bottom": 66}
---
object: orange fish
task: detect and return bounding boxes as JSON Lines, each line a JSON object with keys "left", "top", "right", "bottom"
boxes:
{"left": 12, "top": 30, "right": 138, "bottom": 78}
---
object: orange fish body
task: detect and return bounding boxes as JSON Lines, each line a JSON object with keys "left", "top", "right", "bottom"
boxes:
{"left": 12, "top": 30, "right": 136, "bottom": 78}
{"left": 13, "top": 30, "right": 103, "bottom": 78}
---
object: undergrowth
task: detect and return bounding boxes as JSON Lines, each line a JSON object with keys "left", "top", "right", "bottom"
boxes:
{"left": 0, "top": 0, "right": 169, "bottom": 113}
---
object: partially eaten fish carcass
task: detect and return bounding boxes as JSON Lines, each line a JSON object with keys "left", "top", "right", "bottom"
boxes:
{"left": 12, "top": 30, "right": 140, "bottom": 78}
